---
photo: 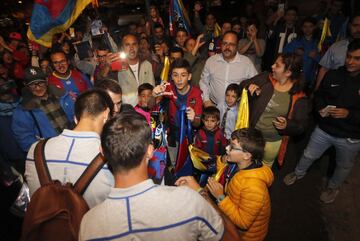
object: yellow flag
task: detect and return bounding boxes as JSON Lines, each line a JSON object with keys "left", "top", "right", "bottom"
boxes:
{"left": 235, "top": 88, "right": 249, "bottom": 130}
{"left": 188, "top": 145, "right": 210, "bottom": 171}
{"left": 318, "top": 18, "right": 332, "bottom": 52}
{"left": 160, "top": 56, "right": 170, "bottom": 83}
{"left": 213, "top": 23, "right": 222, "bottom": 38}
{"left": 214, "top": 156, "right": 228, "bottom": 182}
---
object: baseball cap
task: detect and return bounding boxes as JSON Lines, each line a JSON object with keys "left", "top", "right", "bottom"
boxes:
{"left": 24, "top": 67, "right": 47, "bottom": 85}
{"left": 9, "top": 32, "right": 22, "bottom": 41}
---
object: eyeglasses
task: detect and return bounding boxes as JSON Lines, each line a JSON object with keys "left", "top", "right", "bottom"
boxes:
{"left": 28, "top": 81, "right": 46, "bottom": 89}
{"left": 52, "top": 59, "right": 67, "bottom": 66}
{"left": 226, "top": 145, "right": 246, "bottom": 153}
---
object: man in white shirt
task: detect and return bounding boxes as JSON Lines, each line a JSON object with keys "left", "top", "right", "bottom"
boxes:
{"left": 200, "top": 31, "right": 258, "bottom": 107}
{"left": 25, "top": 89, "right": 114, "bottom": 208}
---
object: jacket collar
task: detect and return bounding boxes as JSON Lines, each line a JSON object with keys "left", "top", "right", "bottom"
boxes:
{"left": 21, "top": 85, "right": 65, "bottom": 110}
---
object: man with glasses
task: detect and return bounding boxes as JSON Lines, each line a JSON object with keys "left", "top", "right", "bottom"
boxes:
{"left": 48, "top": 50, "right": 92, "bottom": 99}
{"left": 200, "top": 31, "right": 258, "bottom": 107}
{"left": 12, "top": 67, "right": 74, "bottom": 152}
{"left": 93, "top": 45, "right": 119, "bottom": 82}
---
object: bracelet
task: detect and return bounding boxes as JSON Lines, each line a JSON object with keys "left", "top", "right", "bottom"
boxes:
{"left": 216, "top": 195, "right": 225, "bottom": 204}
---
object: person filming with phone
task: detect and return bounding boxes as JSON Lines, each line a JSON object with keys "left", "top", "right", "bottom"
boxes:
{"left": 115, "top": 34, "right": 155, "bottom": 107}
{"left": 240, "top": 53, "right": 309, "bottom": 168}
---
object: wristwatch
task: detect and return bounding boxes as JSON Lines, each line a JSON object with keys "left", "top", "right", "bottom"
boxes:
{"left": 216, "top": 195, "right": 225, "bottom": 204}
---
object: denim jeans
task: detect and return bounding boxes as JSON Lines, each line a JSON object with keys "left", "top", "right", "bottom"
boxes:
{"left": 295, "top": 126, "right": 360, "bottom": 189}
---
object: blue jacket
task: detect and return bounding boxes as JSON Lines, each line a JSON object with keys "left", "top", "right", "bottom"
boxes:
{"left": 283, "top": 37, "right": 320, "bottom": 86}
{"left": 12, "top": 86, "right": 74, "bottom": 152}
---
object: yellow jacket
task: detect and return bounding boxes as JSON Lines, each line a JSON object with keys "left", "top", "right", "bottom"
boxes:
{"left": 217, "top": 160, "right": 274, "bottom": 241}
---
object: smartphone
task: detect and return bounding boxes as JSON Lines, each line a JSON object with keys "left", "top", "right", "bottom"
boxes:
{"left": 110, "top": 52, "right": 128, "bottom": 71}
{"left": 323, "top": 105, "right": 336, "bottom": 112}
{"left": 319, "top": 105, "right": 336, "bottom": 117}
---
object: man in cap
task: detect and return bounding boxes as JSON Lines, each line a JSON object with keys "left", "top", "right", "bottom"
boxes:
{"left": 11, "top": 67, "right": 74, "bottom": 152}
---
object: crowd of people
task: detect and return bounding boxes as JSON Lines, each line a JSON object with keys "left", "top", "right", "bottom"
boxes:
{"left": 1, "top": 0, "right": 360, "bottom": 240}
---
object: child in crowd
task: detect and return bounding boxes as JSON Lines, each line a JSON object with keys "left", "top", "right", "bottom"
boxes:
{"left": 135, "top": 83, "right": 154, "bottom": 124}
{"left": 210, "top": 128, "right": 273, "bottom": 241}
{"left": 176, "top": 128, "right": 274, "bottom": 241}
{"left": 194, "top": 106, "right": 227, "bottom": 156}
{"left": 153, "top": 59, "right": 202, "bottom": 167}
{"left": 217, "top": 83, "right": 241, "bottom": 140}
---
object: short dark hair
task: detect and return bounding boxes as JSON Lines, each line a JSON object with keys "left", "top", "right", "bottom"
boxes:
{"left": 347, "top": 39, "right": 360, "bottom": 53}
{"left": 96, "top": 43, "right": 110, "bottom": 52}
{"left": 202, "top": 106, "right": 220, "bottom": 121}
{"left": 101, "top": 112, "right": 152, "bottom": 173}
{"left": 277, "top": 53, "right": 303, "bottom": 81}
{"left": 153, "top": 23, "right": 164, "bottom": 30}
{"left": 286, "top": 6, "right": 299, "bottom": 14}
{"left": 176, "top": 28, "right": 188, "bottom": 35}
{"left": 170, "top": 46, "right": 184, "bottom": 57}
{"left": 225, "top": 83, "right": 241, "bottom": 98}
{"left": 231, "top": 128, "right": 265, "bottom": 163}
{"left": 301, "top": 17, "right": 317, "bottom": 26}
{"left": 138, "top": 83, "right": 154, "bottom": 95}
{"left": 222, "top": 31, "right": 238, "bottom": 43}
{"left": 50, "top": 50, "right": 68, "bottom": 60}
{"left": 171, "top": 59, "right": 191, "bottom": 73}
{"left": 95, "top": 78, "right": 122, "bottom": 95}
{"left": 276, "top": 53, "right": 305, "bottom": 93}
{"left": 74, "top": 89, "right": 113, "bottom": 120}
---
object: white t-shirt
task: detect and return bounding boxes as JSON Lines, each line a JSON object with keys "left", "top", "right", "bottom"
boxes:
{"left": 79, "top": 179, "right": 224, "bottom": 241}
{"left": 25, "top": 129, "right": 114, "bottom": 208}
{"left": 129, "top": 62, "right": 139, "bottom": 85}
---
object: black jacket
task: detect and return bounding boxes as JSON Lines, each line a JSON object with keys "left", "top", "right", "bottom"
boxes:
{"left": 314, "top": 67, "right": 360, "bottom": 139}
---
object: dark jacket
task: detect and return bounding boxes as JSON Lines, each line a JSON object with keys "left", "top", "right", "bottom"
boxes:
{"left": 11, "top": 86, "right": 74, "bottom": 152}
{"left": 240, "top": 72, "right": 309, "bottom": 136}
{"left": 314, "top": 67, "right": 360, "bottom": 139}
{"left": 240, "top": 72, "right": 309, "bottom": 165}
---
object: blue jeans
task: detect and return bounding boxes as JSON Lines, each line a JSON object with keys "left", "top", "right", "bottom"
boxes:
{"left": 295, "top": 126, "right": 360, "bottom": 189}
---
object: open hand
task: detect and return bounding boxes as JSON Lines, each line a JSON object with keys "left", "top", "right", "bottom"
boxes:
{"left": 206, "top": 177, "right": 224, "bottom": 199}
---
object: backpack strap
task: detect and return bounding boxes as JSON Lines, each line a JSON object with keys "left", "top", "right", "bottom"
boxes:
{"left": 74, "top": 153, "right": 107, "bottom": 195}
{"left": 34, "top": 138, "right": 52, "bottom": 186}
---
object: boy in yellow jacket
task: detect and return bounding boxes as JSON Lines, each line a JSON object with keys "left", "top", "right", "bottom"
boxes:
{"left": 177, "top": 128, "right": 274, "bottom": 241}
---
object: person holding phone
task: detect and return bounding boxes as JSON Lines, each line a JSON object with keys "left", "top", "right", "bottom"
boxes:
{"left": 117, "top": 34, "right": 155, "bottom": 106}
{"left": 240, "top": 53, "right": 309, "bottom": 167}
{"left": 152, "top": 59, "right": 202, "bottom": 168}
{"left": 284, "top": 40, "right": 360, "bottom": 204}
